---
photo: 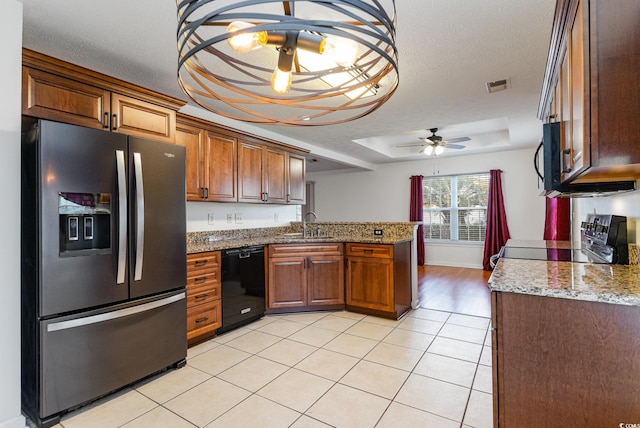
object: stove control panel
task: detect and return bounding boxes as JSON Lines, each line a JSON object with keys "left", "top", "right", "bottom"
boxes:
{"left": 580, "top": 213, "right": 628, "bottom": 264}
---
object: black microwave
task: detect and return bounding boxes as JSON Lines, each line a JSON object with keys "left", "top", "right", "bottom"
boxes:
{"left": 535, "top": 122, "right": 636, "bottom": 197}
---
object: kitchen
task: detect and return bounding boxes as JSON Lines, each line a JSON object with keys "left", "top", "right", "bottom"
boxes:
{"left": 2, "top": 0, "right": 640, "bottom": 427}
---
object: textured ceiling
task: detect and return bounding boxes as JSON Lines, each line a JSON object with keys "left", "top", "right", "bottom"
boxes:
{"left": 20, "top": 0, "right": 556, "bottom": 172}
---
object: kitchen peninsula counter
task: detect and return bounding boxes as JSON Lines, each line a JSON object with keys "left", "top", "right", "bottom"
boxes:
{"left": 488, "top": 240, "right": 640, "bottom": 427}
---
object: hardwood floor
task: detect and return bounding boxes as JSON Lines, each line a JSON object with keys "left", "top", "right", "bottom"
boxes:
{"left": 417, "top": 265, "right": 492, "bottom": 318}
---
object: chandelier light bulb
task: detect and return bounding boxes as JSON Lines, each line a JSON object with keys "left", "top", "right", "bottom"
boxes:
{"left": 321, "top": 35, "right": 358, "bottom": 67}
{"left": 424, "top": 145, "right": 434, "bottom": 156}
{"left": 226, "top": 21, "right": 267, "bottom": 53}
{"left": 271, "top": 67, "right": 292, "bottom": 94}
{"left": 434, "top": 145, "right": 445, "bottom": 156}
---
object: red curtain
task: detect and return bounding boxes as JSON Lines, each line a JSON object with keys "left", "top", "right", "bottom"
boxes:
{"left": 543, "top": 198, "right": 570, "bottom": 240}
{"left": 482, "top": 169, "right": 511, "bottom": 270}
{"left": 410, "top": 175, "right": 425, "bottom": 265}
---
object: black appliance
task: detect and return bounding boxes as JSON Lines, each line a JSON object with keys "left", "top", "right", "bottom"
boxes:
{"left": 534, "top": 122, "right": 636, "bottom": 197}
{"left": 580, "top": 213, "right": 628, "bottom": 264}
{"left": 498, "top": 213, "right": 628, "bottom": 265}
{"left": 219, "top": 246, "right": 266, "bottom": 334}
{"left": 21, "top": 119, "right": 187, "bottom": 427}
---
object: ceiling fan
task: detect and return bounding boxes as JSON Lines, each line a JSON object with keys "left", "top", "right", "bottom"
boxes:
{"left": 397, "top": 128, "right": 471, "bottom": 155}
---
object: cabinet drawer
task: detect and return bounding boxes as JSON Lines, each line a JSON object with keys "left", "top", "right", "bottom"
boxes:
{"left": 187, "top": 300, "right": 221, "bottom": 340}
{"left": 269, "top": 243, "right": 343, "bottom": 257}
{"left": 345, "top": 243, "right": 393, "bottom": 258}
{"left": 186, "top": 270, "right": 220, "bottom": 287}
{"left": 187, "top": 283, "right": 220, "bottom": 307}
{"left": 187, "top": 252, "right": 221, "bottom": 276}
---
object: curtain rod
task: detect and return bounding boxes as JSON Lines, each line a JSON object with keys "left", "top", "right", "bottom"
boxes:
{"left": 409, "top": 170, "right": 498, "bottom": 179}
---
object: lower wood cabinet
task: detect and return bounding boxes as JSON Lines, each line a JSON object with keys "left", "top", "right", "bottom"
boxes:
{"left": 267, "top": 243, "right": 344, "bottom": 312}
{"left": 492, "top": 291, "right": 640, "bottom": 427}
{"left": 345, "top": 241, "right": 411, "bottom": 319}
{"left": 186, "top": 251, "right": 222, "bottom": 346}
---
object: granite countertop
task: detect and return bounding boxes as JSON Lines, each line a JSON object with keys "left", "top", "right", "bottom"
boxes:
{"left": 187, "top": 222, "right": 418, "bottom": 254}
{"left": 489, "top": 240, "right": 640, "bottom": 306}
{"left": 188, "top": 234, "right": 413, "bottom": 253}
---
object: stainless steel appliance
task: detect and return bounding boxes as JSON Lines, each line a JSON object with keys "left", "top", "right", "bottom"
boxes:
{"left": 219, "top": 246, "right": 266, "bottom": 334}
{"left": 497, "top": 213, "right": 628, "bottom": 265}
{"left": 21, "top": 119, "right": 187, "bottom": 427}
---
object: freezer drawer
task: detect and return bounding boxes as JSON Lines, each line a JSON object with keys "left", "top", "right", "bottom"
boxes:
{"left": 35, "top": 292, "right": 186, "bottom": 422}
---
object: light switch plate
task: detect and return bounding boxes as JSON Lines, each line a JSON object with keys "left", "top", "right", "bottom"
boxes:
{"left": 235, "top": 213, "right": 243, "bottom": 224}
{"left": 208, "top": 213, "right": 215, "bottom": 225}
{"left": 227, "top": 214, "right": 233, "bottom": 224}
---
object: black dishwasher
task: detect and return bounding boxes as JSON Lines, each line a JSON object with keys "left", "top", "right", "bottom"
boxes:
{"left": 218, "top": 245, "right": 266, "bottom": 334}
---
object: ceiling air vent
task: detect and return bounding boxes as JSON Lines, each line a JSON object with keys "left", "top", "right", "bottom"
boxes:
{"left": 486, "top": 78, "right": 510, "bottom": 93}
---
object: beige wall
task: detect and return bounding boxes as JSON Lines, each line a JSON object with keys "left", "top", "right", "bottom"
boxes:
{"left": 308, "top": 148, "right": 546, "bottom": 268}
{"left": 1, "top": 1, "right": 27, "bottom": 427}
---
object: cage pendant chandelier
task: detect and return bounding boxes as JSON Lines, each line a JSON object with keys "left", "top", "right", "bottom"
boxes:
{"left": 176, "top": 0, "right": 399, "bottom": 126}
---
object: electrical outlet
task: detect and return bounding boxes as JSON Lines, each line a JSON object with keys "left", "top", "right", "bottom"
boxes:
{"left": 235, "top": 213, "right": 243, "bottom": 224}
{"left": 227, "top": 214, "right": 233, "bottom": 224}
{"left": 207, "top": 213, "right": 215, "bottom": 225}
{"left": 374, "top": 229, "right": 383, "bottom": 236}
{"left": 274, "top": 212, "right": 279, "bottom": 222}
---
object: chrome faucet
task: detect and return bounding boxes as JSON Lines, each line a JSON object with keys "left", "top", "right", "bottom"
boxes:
{"left": 303, "top": 211, "right": 318, "bottom": 237}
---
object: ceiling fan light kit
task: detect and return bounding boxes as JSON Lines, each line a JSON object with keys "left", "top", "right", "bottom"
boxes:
{"left": 176, "top": 0, "right": 399, "bottom": 126}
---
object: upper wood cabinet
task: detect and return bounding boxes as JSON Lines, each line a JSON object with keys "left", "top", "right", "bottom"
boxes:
{"left": 237, "top": 141, "right": 306, "bottom": 204}
{"left": 539, "top": 0, "right": 640, "bottom": 183}
{"left": 22, "top": 49, "right": 183, "bottom": 144}
{"left": 176, "top": 115, "right": 237, "bottom": 202}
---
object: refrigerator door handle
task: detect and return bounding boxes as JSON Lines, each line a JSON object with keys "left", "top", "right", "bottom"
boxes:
{"left": 116, "top": 150, "right": 127, "bottom": 284}
{"left": 46, "top": 292, "right": 186, "bottom": 332}
{"left": 133, "top": 152, "right": 145, "bottom": 281}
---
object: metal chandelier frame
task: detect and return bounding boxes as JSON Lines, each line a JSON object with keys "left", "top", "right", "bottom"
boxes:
{"left": 176, "top": 0, "right": 399, "bottom": 126}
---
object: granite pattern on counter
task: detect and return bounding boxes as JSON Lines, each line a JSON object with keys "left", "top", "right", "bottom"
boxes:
{"left": 187, "top": 222, "right": 418, "bottom": 254}
{"left": 489, "top": 257, "right": 640, "bottom": 306}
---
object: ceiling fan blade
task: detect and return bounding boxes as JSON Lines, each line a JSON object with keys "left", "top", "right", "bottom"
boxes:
{"left": 396, "top": 143, "right": 426, "bottom": 148}
{"left": 445, "top": 137, "right": 471, "bottom": 144}
{"left": 445, "top": 144, "right": 466, "bottom": 150}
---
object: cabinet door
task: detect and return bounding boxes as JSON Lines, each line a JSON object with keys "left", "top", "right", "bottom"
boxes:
{"left": 176, "top": 123, "right": 205, "bottom": 201}
{"left": 346, "top": 256, "right": 394, "bottom": 312}
{"left": 264, "top": 146, "right": 288, "bottom": 203}
{"left": 288, "top": 153, "right": 306, "bottom": 204}
{"left": 186, "top": 300, "right": 221, "bottom": 342}
{"left": 22, "top": 67, "right": 110, "bottom": 130}
{"left": 569, "top": 0, "right": 586, "bottom": 176}
{"left": 111, "top": 92, "right": 176, "bottom": 143}
{"left": 268, "top": 256, "right": 307, "bottom": 308}
{"left": 559, "top": 49, "right": 572, "bottom": 182}
{"left": 206, "top": 133, "right": 237, "bottom": 202}
{"left": 238, "top": 141, "right": 265, "bottom": 203}
{"left": 308, "top": 256, "right": 344, "bottom": 306}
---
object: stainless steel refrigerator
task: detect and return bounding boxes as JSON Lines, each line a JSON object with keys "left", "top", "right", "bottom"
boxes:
{"left": 21, "top": 119, "right": 187, "bottom": 428}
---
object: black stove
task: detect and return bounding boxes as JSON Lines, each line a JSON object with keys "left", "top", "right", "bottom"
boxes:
{"left": 500, "top": 246, "right": 606, "bottom": 263}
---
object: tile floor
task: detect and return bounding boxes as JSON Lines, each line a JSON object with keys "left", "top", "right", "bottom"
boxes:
{"left": 51, "top": 309, "right": 493, "bottom": 428}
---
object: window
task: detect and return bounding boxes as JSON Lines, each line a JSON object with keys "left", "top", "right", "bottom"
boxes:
{"left": 423, "top": 173, "right": 489, "bottom": 241}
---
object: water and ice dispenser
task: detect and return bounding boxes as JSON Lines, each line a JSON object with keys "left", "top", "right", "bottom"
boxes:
{"left": 58, "top": 192, "right": 111, "bottom": 256}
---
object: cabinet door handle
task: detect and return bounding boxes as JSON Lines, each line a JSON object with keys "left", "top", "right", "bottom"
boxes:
{"left": 194, "top": 277, "right": 207, "bottom": 284}
{"left": 195, "top": 317, "right": 209, "bottom": 324}
{"left": 194, "top": 260, "right": 208, "bottom": 266}
{"left": 364, "top": 249, "right": 374, "bottom": 254}
{"left": 195, "top": 293, "right": 208, "bottom": 301}
{"left": 103, "top": 112, "right": 110, "bottom": 129}
{"left": 286, "top": 193, "right": 290, "bottom": 203}
{"left": 204, "top": 187, "right": 209, "bottom": 199}
{"left": 111, "top": 113, "right": 118, "bottom": 130}
{"left": 561, "top": 149, "right": 572, "bottom": 173}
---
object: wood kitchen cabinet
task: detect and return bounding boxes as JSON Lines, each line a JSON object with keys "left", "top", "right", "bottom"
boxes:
{"left": 492, "top": 291, "right": 640, "bottom": 427}
{"left": 345, "top": 242, "right": 411, "bottom": 320}
{"left": 22, "top": 49, "right": 181, "bottom": 143}
{"left": 238, "top": 140, "right": 306, "bottom": 204}
{"left": 539, "top": 0, "right": 640, "bottom": 183}
{"left": 267, "top": 243, "right": 344, "bottom": 312}
{"left": 176, "top": 114, "right": 237, "bottom": 202}
{"left": 186, "top": 251, "right": 222, "bottom": 346}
